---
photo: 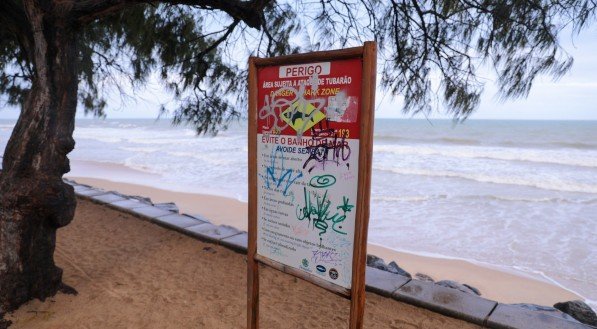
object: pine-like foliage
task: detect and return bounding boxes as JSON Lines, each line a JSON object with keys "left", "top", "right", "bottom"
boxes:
{"left": 0, "top": 1, "right": 595, "bottom": 133}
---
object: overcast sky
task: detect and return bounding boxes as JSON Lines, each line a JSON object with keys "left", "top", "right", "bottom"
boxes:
{"left": 377, "top": 25, "right": 597, "bottom": 121}
{"left": 1, "top": 26, "right": 595, "bottom": 121}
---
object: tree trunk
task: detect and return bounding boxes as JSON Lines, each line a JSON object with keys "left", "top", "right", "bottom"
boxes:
{"left": 0, "top": 1, "right": 78, "bottom": 316}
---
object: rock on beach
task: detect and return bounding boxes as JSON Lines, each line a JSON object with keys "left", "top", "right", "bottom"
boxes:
{"left": 435, "top": 280, "right": 481, "bottom": 296}
{"left": 366, "top": 254, "right": 412, "bottom": 278}
{"left": 554, "top": 300, "right": 597, "bottom": 326}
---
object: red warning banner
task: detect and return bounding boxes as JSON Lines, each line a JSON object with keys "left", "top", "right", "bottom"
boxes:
{"left": 257, "top": 58, "right": 363, "bottom": 139}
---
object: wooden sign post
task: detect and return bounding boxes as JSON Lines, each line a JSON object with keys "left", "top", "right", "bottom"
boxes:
{"left": 248, "top": 42, "right": 376, "bottom": 329}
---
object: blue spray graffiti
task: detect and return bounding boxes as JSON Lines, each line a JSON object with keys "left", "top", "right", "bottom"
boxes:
{"left": 264, "top": 147, "right": 303, "bottom": 196}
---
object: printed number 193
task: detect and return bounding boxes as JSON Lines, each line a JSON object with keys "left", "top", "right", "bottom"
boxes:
{"left": 337, "top": 129, "right": 349, "bottom": 138}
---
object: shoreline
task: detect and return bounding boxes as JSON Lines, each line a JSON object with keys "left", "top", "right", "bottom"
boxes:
{"left": 67, "top": 159, "right": 247, "bottom": 201}
{"left": 67, "top": 173, "right": 584, "bottom": 306}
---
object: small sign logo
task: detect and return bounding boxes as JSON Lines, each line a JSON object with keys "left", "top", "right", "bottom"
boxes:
{"left": 329, "top": 268, "right": 338, "bottom": 280}
{"left": 316, "top": 265, "right": 326, "bottom": 273}
{"left": 301, "top": 258, "right": 309, "bottom": 268}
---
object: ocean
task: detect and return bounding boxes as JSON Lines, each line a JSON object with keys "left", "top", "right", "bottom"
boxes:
{"left": 1, "top": 118, "right": 596, "bottom": 307}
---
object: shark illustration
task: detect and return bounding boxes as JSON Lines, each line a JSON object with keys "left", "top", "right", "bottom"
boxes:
{"left": 284, "top": 110, "right": 315, "bottom": 126}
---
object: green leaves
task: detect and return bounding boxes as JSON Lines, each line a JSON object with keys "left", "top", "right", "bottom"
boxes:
{"left": 0, "top": 0, "right": 595, "bottom": 131}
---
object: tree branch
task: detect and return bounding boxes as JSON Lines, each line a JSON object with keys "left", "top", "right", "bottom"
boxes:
{"left": 162, "top": 19, "right": 240, "bottom": 69}
{"left": 0, "top": 0, "right": 34, "bottom": 59}
{"left": 73, "top": 0, "right": 271, "bottom": 29}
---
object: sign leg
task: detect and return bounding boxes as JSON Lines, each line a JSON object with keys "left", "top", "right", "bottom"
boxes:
{"left": 248, "top": 56, "right": 259, "bottom": 329}
{"left": 349, "top": 286, "right": 365, "bottom": 329}
{"left": 248, "top": 256, "right": 259, "bottom": 329}
{"left": 349, "top": 40, "right": 377, "bottom": 329}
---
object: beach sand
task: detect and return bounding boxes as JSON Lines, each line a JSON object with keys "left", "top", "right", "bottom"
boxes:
{"left": 7, "top": 199, "right": 481, "bottom": 329}
{"left": 68, "top": 176, "right": 582, "bottom": 307}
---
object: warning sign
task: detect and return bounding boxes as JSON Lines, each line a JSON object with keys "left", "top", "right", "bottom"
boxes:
{"left": 255, "top": 58, "right": 363, "bottom": 289}
{"left": 247, "top": 42, "right": 377, "bottom": 329}
{"left": 280, "top": 100, "right": 326, "bottom": 132}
